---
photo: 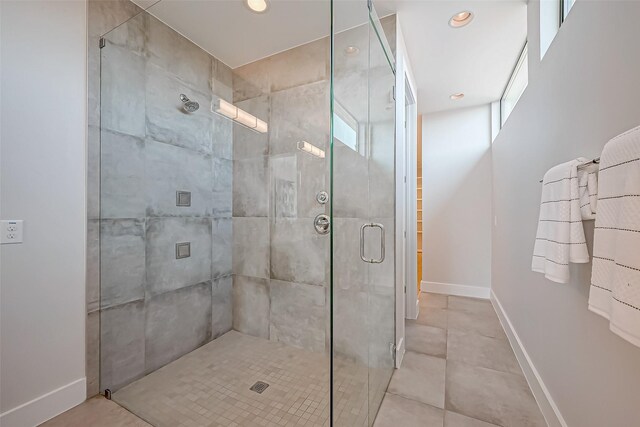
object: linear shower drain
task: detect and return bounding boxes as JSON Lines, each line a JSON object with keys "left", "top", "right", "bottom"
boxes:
{"left": 250, "top": 381, "right": 269, "bottom": 394}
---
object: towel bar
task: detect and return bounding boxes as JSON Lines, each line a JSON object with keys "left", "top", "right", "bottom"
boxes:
{"left": 538, "top": 157, "right": 599, "bottom": 183}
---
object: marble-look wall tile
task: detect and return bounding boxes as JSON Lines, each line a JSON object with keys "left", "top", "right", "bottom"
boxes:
{"left": 145, "top": 63, "right": 213, "bottom": 154}
{"left": 146, "top": 217, "right": 212, "bottom": 296}
{"left": 100, "top": 11, "right": 146, "bottom": 54}
{"left": 212, "top": 58, "right": 233, "bottom": 100}
{"left": 89, "top": 1, "right": 240, "bottom": 391}
{"left": 211, "top": 276, "right": 233, "bottom": 339}
{"left": 101, "top": 130, "right": 146, "bottom": 219}
{"left": 233, "top": 275, "right": 270, "bottom": 339}
{"left": 232, "top": 95, "right": 269, "bottom": 160}
{"left": 332, "top": 144, "right": 369, "bottom": 219}
{"left": 145, "top": 140, "right": 213, "bottom": 217}
{"left": 88, "top": 0, "right": 143, "bottom": 38}
{"left": 270, "top": 280, "right": 325, "bottom": 352}
{"left": 333, "top": 289, "right": 369, "bottom": 364}
{"left": 101, "top": 43, "right": 146, "bottom": 138}
{"left": 212, "top": 157, "right": 233, "bottom": 218}
{"left": 100, "top": 219, "right": 146, "bottom": 309}
{"left": 368, "top": 291, "right": 395, "bottom": 369}
{"left": 212, "top": 218, "right": 232, "bottom": 278}
{"left": 86, "top": 311, "right": 100, "bottom": 397}
{"left": 268, "top": 38, "right": 329, "bottom": 93}
{"left": 270, "top": 218, "right": 327, "bottom": 287}
{"left": 87, "top": 0, "right": 144, "bottom": 128}
{"left": 232, "top": 37, "right": 329, "bottom": 103}
{"left": 100, "top": 300, "right": 145, "bottom": 391}
{"left": 232, "top": 217, "right": 269, "bottom": 279}
{"left": 147, "top": 15, "right": 211, "bottom": 93}
{"left": 270, "top": 155, "right": 297, "bottom": 218}
{"left": 368, "top": 122, "right": 395, "bottom": 218}
{"left": 145, "top": 282, "right": 212, "bottom": 373}
{"left": 298, "top": 152, "right": 329, "bottom": 219}
{"left": 232, "top": 61, "right": 271, "bottom": 103}
{"left": 87, "top": 220, "right": 101, "bottom": 313}
{"left": 233, "top": 156, "right": 269, "bottom": 217}
{"left": 332, "top": 218, "right": 368, "bottom": 292}
{"left": 271, "top": 152, "right": 327, "bottom": 219}
{"left": 212, "top": 115, "right": 233, "bottom": 160}
{"left": 269, "top": 81, "right": 330, "bottom": 156}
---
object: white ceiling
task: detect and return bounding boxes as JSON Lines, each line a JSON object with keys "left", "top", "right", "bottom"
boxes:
{"left": 394, "top": 0, "right": 527, "bottom": 113}
{"left": 134, "top": 0, "right": 380, "bottom": 68}
{"left": 133, "top": 0, "right": 527, "bottom": 114}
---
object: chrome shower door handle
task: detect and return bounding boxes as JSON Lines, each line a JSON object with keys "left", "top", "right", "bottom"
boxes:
{"left": 360, "top": 223, "right": 385, "bottom": 264}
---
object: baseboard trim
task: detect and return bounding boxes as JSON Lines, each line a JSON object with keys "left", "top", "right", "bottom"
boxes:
{"left": 421, "top": 281, "right": 490, "bottom": 299}
{"left": 406, "top": 295, "right": 419, "bottom": 320}
{"left": 0, "top": 377, "right": 86, "bottom": 427}
{"left": 490, "top": 290, "right": 566, "bottom": 427}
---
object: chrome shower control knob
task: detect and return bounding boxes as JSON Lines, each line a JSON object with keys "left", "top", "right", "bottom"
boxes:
{"left": 316, "top": 191, "right": 329, "bottom": 205}
{"left": 314, "top": 214, "right": 330, "bottom": 234}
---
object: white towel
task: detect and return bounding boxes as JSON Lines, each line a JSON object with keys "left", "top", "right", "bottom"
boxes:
{"left": 577, "top": 159, "right": 598, "bottom": 220}
{"left": 589, "top": 126, "right": 640, "bottom": 348}
{"left": 532, "top": 159, "right": 590, "bottom": 283}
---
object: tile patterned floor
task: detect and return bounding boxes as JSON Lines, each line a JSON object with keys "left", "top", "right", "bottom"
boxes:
{"left": 43, "top": 330, "right": 389, "bottom": 427}
{"left": 43, "top": 294, "right": 546, "bottom": 427}
{"left": 374, "top": 293, "right": 548, "bottom": 427}
{"left": 40, "top": 396, "right": 151, "bottom": 427}
{"left": 113, "top": 330, "right": 337, "bottom": 427}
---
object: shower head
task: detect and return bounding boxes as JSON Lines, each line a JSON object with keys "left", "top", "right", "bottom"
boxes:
{"left": 179, "top": 94, "right": 199, "bottom": 113}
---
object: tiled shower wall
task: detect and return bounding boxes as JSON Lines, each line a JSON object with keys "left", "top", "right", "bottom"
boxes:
{"left": 87, "top": 0, "right": 333, "bottom": 397}
{"left": 230, "top": 39, "right": 331, "bottom": 353}
{"left": 86, "top": 0, "right": 393, "bottom": 400}
{"left": 87, "top": 1, "right": 234, "bottom": 394}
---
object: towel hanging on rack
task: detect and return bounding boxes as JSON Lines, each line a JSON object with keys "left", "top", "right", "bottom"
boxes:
{"left": 588, "top": 125, "right": 640, "bottom": 348}
{"left": 532, "top": 159, "right": 591, "bottom": 283}
{"left": 577, "top": 158, "right": 599, "bottom": 220}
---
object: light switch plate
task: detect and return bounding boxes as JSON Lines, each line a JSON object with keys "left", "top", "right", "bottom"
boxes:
{"left": 1, "top": 220, "right": 24, "bottom": 244}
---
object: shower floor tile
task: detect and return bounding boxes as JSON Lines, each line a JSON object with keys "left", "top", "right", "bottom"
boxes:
{"left": 112, "top": 330, "right": 381, "bottom": 427}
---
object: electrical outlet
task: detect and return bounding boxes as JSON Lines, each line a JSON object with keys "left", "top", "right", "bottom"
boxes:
{"left": 1, "top": 220, "right": 24, "bottom": 244}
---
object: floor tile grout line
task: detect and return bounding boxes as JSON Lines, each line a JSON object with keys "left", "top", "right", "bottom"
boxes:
{"left": 383, "top": 391, "right": 444, "bottom": 412}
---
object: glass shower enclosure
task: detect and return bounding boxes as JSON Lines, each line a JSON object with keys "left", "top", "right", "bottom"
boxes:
{"left": 96, "top": 1, "right": 396, "bottom": 425}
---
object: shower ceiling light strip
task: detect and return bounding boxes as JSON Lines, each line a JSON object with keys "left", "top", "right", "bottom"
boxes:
{"left": 213, "top": 99, "right": 268, "bottom": 133}
{"left": 297, "top": 140, "right": 325, "bottom": 158}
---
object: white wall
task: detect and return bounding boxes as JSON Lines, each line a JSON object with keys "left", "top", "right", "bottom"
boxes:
{"left": 422, "top": 105, "right": 492, "bottom": 297}
{"left": 394, "top": 17, "right": 418, "bottom": 363}
{"left": 0, "top": 1, "right": 87, "bottom": 425}
{"left": 492, "top": 1, "right": 640, "bottom": 426}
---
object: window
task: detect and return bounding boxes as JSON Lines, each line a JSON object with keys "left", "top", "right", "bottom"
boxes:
{"left": 333, "top": 102, "right": 359, "bottom": 152}
{"left": 541, "top": 0, "right": 575, "bottom": 58}
{"left": 562, "top": 0, "right": 576, "bottom": 21}
{"left": 500, "top": 43, "right": 528, "bottom": 127}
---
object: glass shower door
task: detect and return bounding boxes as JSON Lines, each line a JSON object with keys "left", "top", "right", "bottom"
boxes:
{"left": 331, "top": 2, "right": 396, "bottom": 425}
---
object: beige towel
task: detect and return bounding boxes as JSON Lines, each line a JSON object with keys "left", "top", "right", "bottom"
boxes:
{"left": 532, "top": 159, "right": 590, "bottom": 283}
{"left": 589, "top": 126, "right": 640, "bottom": 348}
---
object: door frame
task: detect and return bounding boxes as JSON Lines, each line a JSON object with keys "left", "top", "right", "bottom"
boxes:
{"left": 394, "top": 21, "right": 418, "bottom": 367}
{"left": 404, "top": 82, "right": 418, "bottom": 322}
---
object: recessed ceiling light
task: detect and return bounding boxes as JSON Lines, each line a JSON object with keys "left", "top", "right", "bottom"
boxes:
{"left": 246, "top": 0, "right": 269, "bottom": 13}
{"left": 344, "top": 46, "right": 360, "bottom": 56}
{"left": 449, "top": 11, "right": 473, "bottom": 28}
{"left": 450, "top": 93, "right": 465, "bottom": 100}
